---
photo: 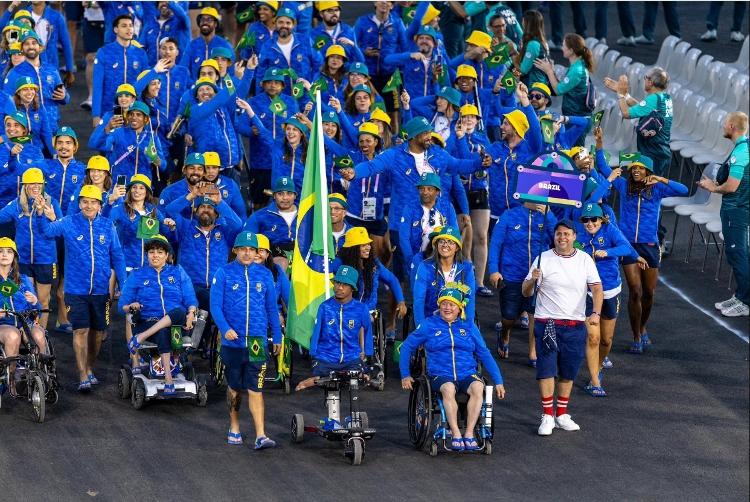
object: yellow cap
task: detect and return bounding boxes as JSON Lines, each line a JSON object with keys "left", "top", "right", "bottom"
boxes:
{"left": 115, "top": 83, "right": 136, "bottom": 97}
{"left": 465, "top": 30, "right": 492, "bottom": 52}
{"left": 128, "top": 173, "right": 152, "bottom": 191}
{"left": 2, "top": 23, "right": 21, "bottom": 33}
{"left": 258, "top": 1, "right": 279, "bottom": 11}
{"left": 530, "top": 82, "right": 552, "bottom": 99}
{"left": 200, "top": 59, "right": 220, "bottom": 73}
{"left": 317, "top": 1, "right": 340, "bottom": 12}
{"left": 198, "top": 7, "right": 221, "bottom": 21}
{"left": 562, "top": 146, "right": 587, "bottom": 159}
{"left": 455, "top": 64, "right": 478, "bottom": 80}
{"left": 137, "top": 69, "right": 159, "bottom": 82}
{"left": 79, "top": 185, "right": 103, "bottom": 202}
{"left": 430, "top": 132, "right": 445, "bottom": 148}
{"left": 0, "top": 237, "right": 18, "bottom": 255}
{"left": 256, "top": 233, "right": 271, "bottom": 251}
{"left": 13, "top": 9, "right": 33, "bottom": 21}
{"left": 504, "top": 109, "right": 529, "bottom": 138}
{"left": 8, "top": 42, "right": 22, "bottom": 52}
{"left": 325, "top": 44, "right": 347, "bottom": 59}
{"left": 460, "top": 104, "right": 479, "bottom": 117}
{"left": 87, "top": 155, "right": 111, "bottom": 173}
{"left": 422, "top": 4, "right": 440, "bottom": 24}
{"left": 21, "top": 167, "right": 45, "bottom": 184}
{"left": 370, "top": 107, "right": 392, "bottom": 129}
{"left": 203, "top": 151, "right": 221, "bottom": 166}
{"left": 343, "top": 227, "right": 372, "bottom": 248}
{"left": 358, "top": 121, "right": 380, "bottom": 138}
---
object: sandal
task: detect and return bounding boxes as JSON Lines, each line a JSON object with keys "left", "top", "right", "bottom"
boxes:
{"left": 127, "top": 336, "right": 141, "bottom": 355}
{"left": 585, "top": 384, "right": 607, "bottom": 397}
{"left": 627, "top": 341, "right": 643, "bottom": 354}
{"left": 88, "top": 374, "right": 99, "bottom": 385}
{"left": 450, "top": 437, "right": 464, "bottom": 451}
{"left": 163, "top": 383, "right": 176, "bottom": 395}
{"left": 497, "top": 344, "right": 509, "bottom": 359}
{"left": 463, "top": 437, "right": 480, "bottom": 451}
{"left": 227, "top": 431, "right": 243, "bottom": 445}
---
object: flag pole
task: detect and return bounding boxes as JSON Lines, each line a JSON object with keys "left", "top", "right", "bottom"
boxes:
{"left": 315, "top": 89, "right": 331, "bottom": 298}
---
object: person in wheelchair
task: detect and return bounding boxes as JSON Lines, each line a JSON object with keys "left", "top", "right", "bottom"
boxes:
{"left": 295, "top": 265, "right": 372, "bottom": 391}
{"left": 400, "top": 286, "right": 505, "bottom": 452}
{"left": 0, "top": 237, "right": 46, "bottom": 397}
{"left": 119, "top": 235, "right": 198, "bottom": 395}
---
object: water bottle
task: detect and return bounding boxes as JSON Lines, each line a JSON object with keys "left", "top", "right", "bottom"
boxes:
{"left": 326, "top": 390, "right": 341, "bottom": 422}
{"left": 191, "top": 309, "right": 208, "bottom": 348}
{"left": 483, "top": 385, "right": 493, "bottom": 429}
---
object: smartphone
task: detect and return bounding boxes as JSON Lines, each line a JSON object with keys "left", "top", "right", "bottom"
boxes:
{"left": 117, "top": 175, "right": 126, "bottom": 186}
{"left": 56, "top": 83, "right": 65, "bottom": 92}
{"left": 113, "top": 105, "right": 123, "bottom": 117}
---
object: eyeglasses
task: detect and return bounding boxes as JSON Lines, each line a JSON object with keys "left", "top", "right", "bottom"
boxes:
{"left": 437, "top": 239, "right": 457, "bottom": 247}
{"left": 580, "top": 217, "right": 600, "bottom": 223}
{"left": 529, "top": 93, "right": 546, "bottom": 100}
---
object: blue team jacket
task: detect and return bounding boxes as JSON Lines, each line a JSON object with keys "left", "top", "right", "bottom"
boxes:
{"left": 310, "top": 296, "right": 373, "bottom": 364}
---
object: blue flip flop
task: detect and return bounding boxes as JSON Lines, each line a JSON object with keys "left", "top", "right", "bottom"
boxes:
{"left": 463, "top": 437, "right": 480, "bottom": 451}
{"left": 227, "top": 431, "right": 243, "bottom": 445}
{"left": 451, "top": 437, "right": 464, "bottom": 451}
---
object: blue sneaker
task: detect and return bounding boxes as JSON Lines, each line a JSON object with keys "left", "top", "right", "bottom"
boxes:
{"left": 641, "top": 333, "right": 651, "bottom": 346}
{"left": 602, "top": 357, "right": 613, "bottom": 369}
{"left": 227, "top": 431, "right": 243, "bottom": 445}
{"left": 77, "top": 380, "right": 91, "bottom": 392}
{"left": 476, "top": 286, "right": 494, "bottom": 297}
{"left": 88, "top": 374, "right": 99, "bottom": 385}
{"left": 254, "top": 436, "right": 276, "bottom": 450}
{"left": 627, "top": 341, "right": 643, "bottom": 354}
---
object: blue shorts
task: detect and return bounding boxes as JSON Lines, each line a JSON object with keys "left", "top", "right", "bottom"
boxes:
{"left": 586, "top": 295, "right": 620, "bottom": 320}
{"left": 19, "top": 263, "right": 57, "bottom": 285}
{"left": 534, "top": 319, "right": 587, "bottom": 381}
{"left": 500, "top": 281, "right": 532, "bottom": 321}
{"left": 622, "top": 242, "right": 661, "bottom": 268}
{"left": 64, "top": 294, "right": 110, "bottom": 331}
{"left": 430, "top": 374, "right": 483, "bottom": 394}
{"left": 135, "top": 308, "right": 186, "bottom": 355}
{"left": 311, "top": 358, "right": 364, "bottom": 377}
{"left": 221, "top": 346, "right": 267, "bottom": 392}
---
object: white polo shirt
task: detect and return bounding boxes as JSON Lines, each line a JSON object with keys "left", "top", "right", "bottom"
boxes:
{"left": 525, "top": 249, "right": 601, "bottom": 321}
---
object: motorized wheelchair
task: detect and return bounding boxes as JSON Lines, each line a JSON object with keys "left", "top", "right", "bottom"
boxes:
{"left": 117, "top": 309, "right": 209, "bottom": 409}
{"left": 290, "top": 369, "right": 376, "bottom": 466}
{"left": 0, "top": 308, "right": 58, "bottom": 423}
{"left": 368, "top": 309, "right": 387, "bottom": 391}
{"left": 406, "top": 349, "right": 495, "bottom": 456}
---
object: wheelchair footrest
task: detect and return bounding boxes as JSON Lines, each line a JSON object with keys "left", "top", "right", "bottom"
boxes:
{"left": 140, "top": 341, "right": 158, "bottom": 350}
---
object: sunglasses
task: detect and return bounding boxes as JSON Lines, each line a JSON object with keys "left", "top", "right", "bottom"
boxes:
{"left": 581, "top": 217, "right": 600, "bottom": 223}
{"left": 529, "top": 93, "right": 546, "bottom": 100}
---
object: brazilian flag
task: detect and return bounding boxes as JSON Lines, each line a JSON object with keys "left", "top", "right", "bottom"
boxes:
{"left": 592, "top": 109, "right": 604, "bottom": 128}
{"left": 382, "top": 68, "right": 402, "bottom": 93}
{"left": 282, "top": 67, "right": 298, "bottom": 82}
{"left": 401, "top": 6, "right": 416, "bottom": 23}
{"left": 308, "top": 78, "right": 329, "bottom": 101}
{"left": 145, "top": 134, "right": 159, "bottom": 162}
{"left": 541, "top": 118, "right": 555, "bottom": 144}
{"left": 334, "top": 154, "right": 354, "bottom": 170}
{"left": 235, "top": 7, "right": 254, "bottom": 24}
{"left": 269, "top": 96, "right": 287, "bottom": 116}
{"left": 314, "top": 35, "right": 328, "bottom": 51}
{"left": 392, "top": 340, "right": 403, "bottom": 364}
{"left": 0, "top": 279, "right": 18, "bottom": 297}
{"left": 619, "top": 152, "right": 641, "bottom": 166}
{"left": 248, "top": 337, "right": 266, "bottom": 362}
{"left": 236, "top": 30, "right": 256, "bottom": 51}
{"left": 291, "top": 82, "right": 305, "bottom": 100}
{"left": 500, "top": 70, "right": 516, "bottom": 91}
{"left": 224, "top": 75, "right": 236, "bottom": 95}
{"left": 11, "top": 135, "right": 32, "bottom": 145}
{"left": 486, "top": 45, "right": 510, "bottom": 69}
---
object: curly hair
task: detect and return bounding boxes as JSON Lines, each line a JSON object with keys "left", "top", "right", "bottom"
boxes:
{"left": 337, "top": 245, "right": 375, "bottom": 301}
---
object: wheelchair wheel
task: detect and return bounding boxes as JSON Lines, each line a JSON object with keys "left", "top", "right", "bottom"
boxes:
{"left": 209, "top": 330, "right": 225, "bottom": 387}
{"left": 282, "top": 378, "right": 292, "bottom": 395}
{"left": 484, "top": 440, "right": 492, "bottom": 455}
{"left": 46, "top": 388, "right": 59, "bottom": 405}
{"left": 349, "top": 438, "right": 364, "bottom": 466}
{"left": 196, "top": 383, "right": 208, "bottom": 407}
{"left": 407, "top": 375, "right": 432, "bottom": 450}
{"left": 30, "top": 375, "right": 45, "bottom": 423}
{"left": 131, "top": 379, "right": 146, "bottom": 410}
{"left": 118, "top": 368, "right": 132, "bottom": 399}
{"left": 375, "top": 311, "right": 386, "bottom": 379}
{"left": 429, "top": 441, "right": 438, "bottom": 457}
{"left": 291, "top": 413, "right": 305, "bottom": 443}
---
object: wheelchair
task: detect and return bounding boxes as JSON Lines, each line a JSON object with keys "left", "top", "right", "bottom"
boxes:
{"left": 0, "top": 309, "right": 58, "bottom": 423}
{"left": 368, "top": 309, "right": 387, "bottom": 391}
{"left": 262, "top": 329, "right": 294, "bottom": 394}
{"left": 117, "top": 309, "right": 209, "bottom": 409}
{"left": 290, "top": 369, "right": 376, "bottom": 466}
{"left": 406, "top": 352, "right": 494, "bottom": 456}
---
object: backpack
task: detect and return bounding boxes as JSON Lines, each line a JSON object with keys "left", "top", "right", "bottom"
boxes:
{"left": 583, "top": 73, "right": 597, "bottom": 113}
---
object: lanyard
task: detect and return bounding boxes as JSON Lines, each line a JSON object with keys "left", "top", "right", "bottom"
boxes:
{"left": 361, "top": 174, "right": 380, "bottom": 196}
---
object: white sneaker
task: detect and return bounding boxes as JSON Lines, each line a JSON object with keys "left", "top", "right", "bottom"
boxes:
{"left": 80, "top": 97, "right": 92, "bottom": 110}
{"left": 730, "top": 31, "right": 745, "bottom": 42}
{"left": 721, "top": 301, "right": 749, "bottom": 317}
{"left": 617, "top": 36, "right": 636, "bottom": 46}
{"left": 598, "top": 38, "right": 607, "bottom": 45}
{"left": 715, "top": 296, "right": 738, "bottom": 310}
{"left": 554, "top": 413, "right": 581, "bottom": 431}
{"left": 700, "top": 29, "right": 718, "bottom": 41}
{"left": 537, "top": 414, "right": 555, "bottom": 436}
{"left": 634, "top": 34, "right": 655, "bottom": 44}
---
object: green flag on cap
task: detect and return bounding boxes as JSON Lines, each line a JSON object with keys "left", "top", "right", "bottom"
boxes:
{"left": 136, "top": 215, "right": 160, "bottom": 240}
{"left": 619, "top": 152, "right": 641, "bottom": 166}
{"left": 382, "top": 68, "right": 402, "bottom": 93}
{"left": 291, "top": 82, "right": 305, "bottom": 100}
{"left": 540, "top": 118, "right": 555, "bottom": 144}
{"left": 269, "top": 96, "right": 287, "bottom": 116}
{"left": 592, "top": 109, "right": 604, "bottom": 128}
{"left": 500, "top": 70, "right": 516, "bottom": 91}
{"left": 313, "top": 35, "right": 328, "bottom": 51}
{"left": 334, "top": 154, "right": 354, "bottom": 170}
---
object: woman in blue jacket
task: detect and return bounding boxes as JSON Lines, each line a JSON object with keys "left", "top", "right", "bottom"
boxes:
{"left": 254, "top": 233, "right": 290, "bottom": 321}
{"left": 11, "top": 76, "right": 54, "bottom": 154}
{"left": 575, "top": 203, "right": 646, "bottom": 397}
{"left": 121, "top": 235, "right": 198, "bottom": 393}
{"left": 413, "top": 226, "right": 476, "bottom": 327}
{"left": 598, "top": 155, "right": 688, "bottom": 354}
{"left": 0, "top": 237, "right": 46, "bottom": 397}
{"left": 0, "top": 168, "right": 61, "bottom": 329}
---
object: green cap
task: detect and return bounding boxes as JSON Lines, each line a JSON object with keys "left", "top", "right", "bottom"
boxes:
{"left": 580, "top": 202, "right": 604, "bottom": 219}
{"left": 416, "top": 172, "right": 441, "bottom": 190}
{"left": 234, "top": 231, "right": 259, "bottom": 248}
{"left": 273, "top": 176, "right": 297, "bottom": 193}
{"left": 333, "top": 265, "right": 359, "bottom": 289}
{"left": 403, "top": 116, "right": 432, "bottom": 139}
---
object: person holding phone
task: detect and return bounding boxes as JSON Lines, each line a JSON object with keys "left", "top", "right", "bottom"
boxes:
{"left": 67, "top": 155, "right": 119, "bottom": 217}
{"left": 138, "top": 2, "right": 190, "bottom": 66}
{"left": 88, "top": 83, "right": 137, "bottom": 151}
